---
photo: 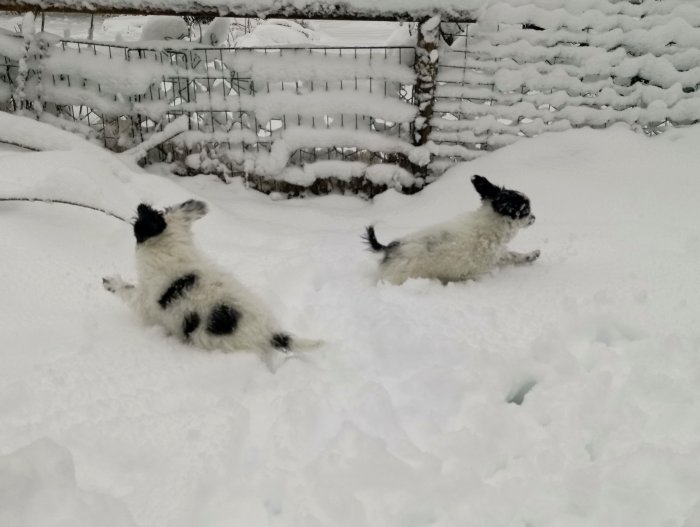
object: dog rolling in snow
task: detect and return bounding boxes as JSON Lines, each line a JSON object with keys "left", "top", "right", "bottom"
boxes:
{"left": 364, "top": 175, "right": 540, "bottom": 285}
{"left": 102, "top": 200, "right": 320, "bottom": 358}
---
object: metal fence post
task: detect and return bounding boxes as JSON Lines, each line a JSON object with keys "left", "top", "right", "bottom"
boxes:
{"left": 412, "top": 15, "right": 441, "bottom": 181}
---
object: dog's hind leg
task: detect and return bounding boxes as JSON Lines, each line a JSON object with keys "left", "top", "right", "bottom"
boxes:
{"left": 289, "top": 336, "right": 323, "bottom": 352}
{"left": 261, "top": 334, "right": 322, "bottom": 372}
{"left": 270, "top": 332, "right": 323, "bottom": 353}
{"left": 498, "top": 250, "right": 541, "bottom": 267}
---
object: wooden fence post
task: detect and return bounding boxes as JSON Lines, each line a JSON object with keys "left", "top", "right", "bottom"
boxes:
{"left": 412, "top": 15, "right": 441, "bottom": 181}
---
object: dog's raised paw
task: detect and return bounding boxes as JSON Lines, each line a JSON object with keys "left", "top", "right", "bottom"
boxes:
{"left": 102, "top": 276, "right": 115, "bottom": 292}
{"left": 527, "top": 250, "right": 541, "bottom": 262}
{"left": 102, "top": 275, "right": 129, "bottom": 293}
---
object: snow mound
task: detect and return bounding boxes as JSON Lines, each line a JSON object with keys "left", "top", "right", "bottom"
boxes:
{"left": 0, "top": 439, "right": 137, "bottom": 527}
{"left": 2, "top": 115, "right": 700, "bottom": 526}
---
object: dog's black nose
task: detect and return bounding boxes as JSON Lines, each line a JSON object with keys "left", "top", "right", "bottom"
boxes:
{"left": 529, "top": 215, "right": 536, "bottom": 225}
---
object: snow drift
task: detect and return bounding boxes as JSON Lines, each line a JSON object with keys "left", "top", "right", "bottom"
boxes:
{"left": 1, "top": 116, "right": 700, "bottom": 526}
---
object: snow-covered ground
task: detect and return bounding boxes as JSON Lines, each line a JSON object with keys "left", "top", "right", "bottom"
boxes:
{"left": 2, "top": 115, "right": 700, "bottom": 527}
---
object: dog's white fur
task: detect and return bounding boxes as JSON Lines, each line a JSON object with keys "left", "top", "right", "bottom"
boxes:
{"left": 367, "top": 176, "right": 539, "bottom": 285}
{"left": 103, "top": 200, "right": 320, "bottom": 357}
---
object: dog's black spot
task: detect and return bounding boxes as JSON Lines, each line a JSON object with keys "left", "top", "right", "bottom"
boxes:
{"left": 491, "top": 189, "right": 531, "bottom": 220}
{"left": 271, "top": 332, "right": 291, "bottom": 350}
{"left": 158, "top": 273, "right": 198, "bottom": 309}
{"left": 183, "top": 312, "right": 200, "bottom": 339}
{"left": 134, "top": 203, "right": 167, "bottom": 244}
{"left": 206, "top": 304, "right": 239, "bottom": 335}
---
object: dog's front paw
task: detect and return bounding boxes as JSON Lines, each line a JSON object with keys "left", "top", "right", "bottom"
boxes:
{"left": 102, "top": 275, "right": 127, "bottom": 293}
{"left": 526, "top": 250, "right": 541, "bottom": 263}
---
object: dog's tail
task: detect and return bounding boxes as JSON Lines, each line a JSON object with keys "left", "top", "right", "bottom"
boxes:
{"left": 271, "top": 332, "right": 322, "bottom": 353}
{"left": 363, "top": 225, "right": 389, "bottom": 252}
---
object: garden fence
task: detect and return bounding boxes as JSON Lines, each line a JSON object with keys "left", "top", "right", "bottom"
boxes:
{"left": 2, "top": 1, "right": 700, "bottom": 197}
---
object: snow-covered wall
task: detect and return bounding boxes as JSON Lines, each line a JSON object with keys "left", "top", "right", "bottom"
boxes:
{"left": 429, "top": 0, "right": 700, "bottom": 170}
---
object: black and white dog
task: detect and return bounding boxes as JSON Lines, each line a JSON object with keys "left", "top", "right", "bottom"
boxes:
{"left": 364, "top": 175, "right": 540, "bottom": 285}
{"left": 103, "top": 200, "right": 320, "bottom": 357}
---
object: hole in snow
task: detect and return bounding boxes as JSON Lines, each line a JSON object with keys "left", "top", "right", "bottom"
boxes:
{"left": 506, "top": 379, "right": 538, "bottom": 406}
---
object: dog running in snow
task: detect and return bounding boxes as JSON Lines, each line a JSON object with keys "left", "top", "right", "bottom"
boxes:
{"left": 364, "top": 175, "right": 540, "bottom": 285}
{"left": 102, "top": 200, "right": 320, "bottom": 357}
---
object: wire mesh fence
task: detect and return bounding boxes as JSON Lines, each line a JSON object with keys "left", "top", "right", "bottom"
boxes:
{"left": 428, "top": 16, "right": 700, "bottom": 173}
{"left": 3, "top": 10, "right": 697, "bottom": 196}
{"left": 142, "top": 45, "right": 416, "bottom": 169}
{"left": 0, "top": 29, "right": 420, "bottom": 195}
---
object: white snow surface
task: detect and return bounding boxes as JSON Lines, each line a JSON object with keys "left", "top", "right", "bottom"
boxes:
{"left": 0, "top": 439, "right": 137, "bottom": 527}
{"left": 2, "top": 117, "right": 700, "bottom": 526}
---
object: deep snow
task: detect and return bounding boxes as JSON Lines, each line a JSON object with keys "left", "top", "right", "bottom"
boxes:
{"left": 2, "top": 119, "right": 700, "bottom": 527}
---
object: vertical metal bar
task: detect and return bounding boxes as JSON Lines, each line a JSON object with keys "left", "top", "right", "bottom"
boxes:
{"left": 219, "top": 48, "right": 226, "bottom": 99}
{"left": 384, "top": 47, "right": 388, "bottom": 97}
{"left": 354, "top": 47, "right": 358, "bottom": 130}
{"left": 369, "top": 48, "right": 372, "bottom": 94}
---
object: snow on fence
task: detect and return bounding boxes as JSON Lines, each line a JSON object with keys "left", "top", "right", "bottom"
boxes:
{"left": 0, "top": 24, "right": 423, "bottom": 196}
{"left": 429, "top": 1, "right": 700, "bottom": 172}
{"left": 3, "top": 0, "right": 700, "bottom": 196}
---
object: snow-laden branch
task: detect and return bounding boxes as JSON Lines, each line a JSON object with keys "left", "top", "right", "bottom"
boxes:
{"left": 121, "top": 115, "right": 190, "bottom": 162}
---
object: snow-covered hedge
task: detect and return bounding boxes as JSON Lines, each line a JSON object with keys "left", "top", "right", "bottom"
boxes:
{"left": 429, "top": 0, "right": 700, "bottom": 171}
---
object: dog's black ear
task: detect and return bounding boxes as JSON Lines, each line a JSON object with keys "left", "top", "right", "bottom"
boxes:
{"left": 134, "top": 203, "right": 166, "bottom": 243}
{"left": 136, "top": 203, "right": 155, "bottom": 216}
{"left": 471, "top": 175, "right": 501, "bottom": 201}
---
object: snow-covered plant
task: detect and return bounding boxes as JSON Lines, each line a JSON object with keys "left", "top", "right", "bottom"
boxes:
{"left": 232, "top": 19, "right": 319, "bottom": 47}
{"left": 139, "top": 16, "right": 188, "bottom": 42}
{"left": 13, "top": 12, "right": 34, "bottom": 112}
